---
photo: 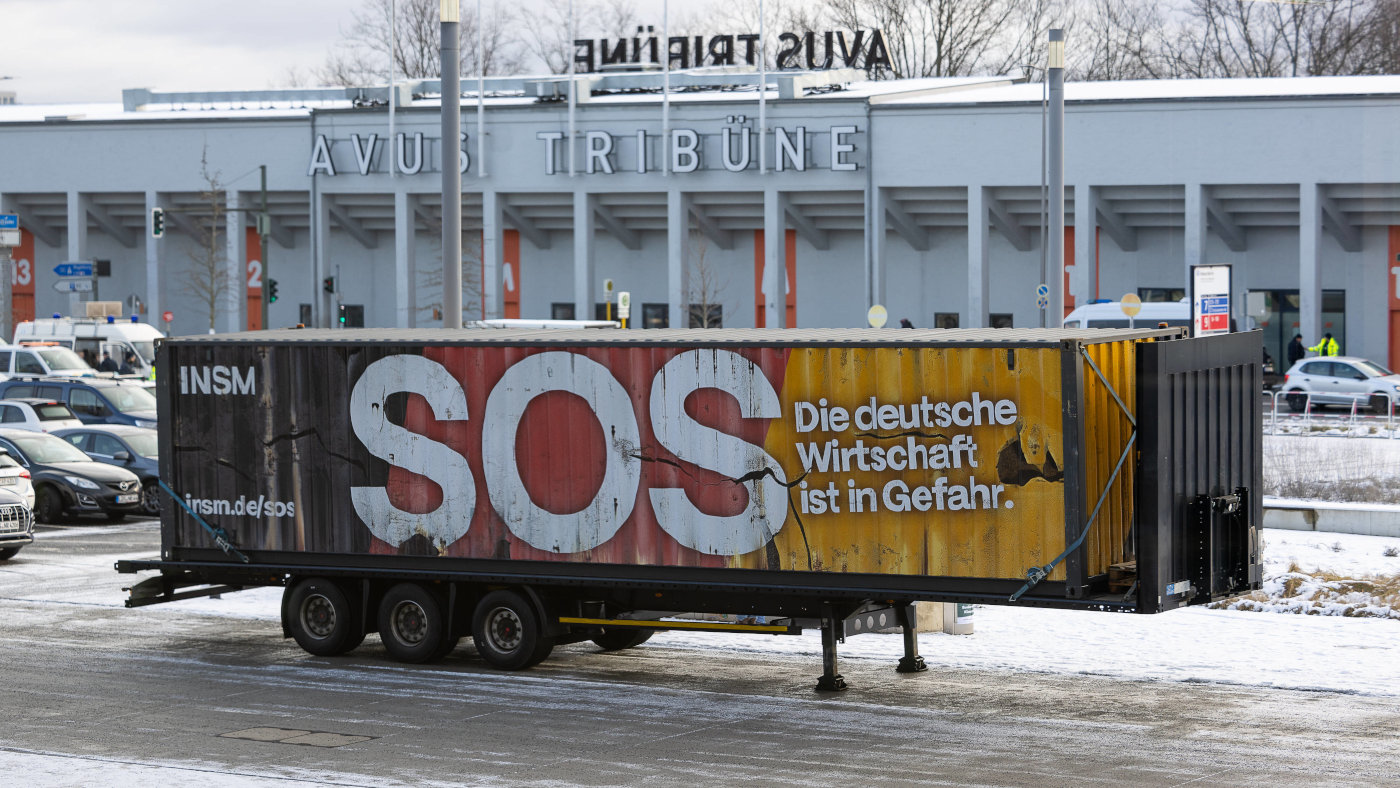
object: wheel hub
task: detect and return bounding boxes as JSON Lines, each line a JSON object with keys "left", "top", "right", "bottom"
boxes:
{"left": 392, "top": 600, "right": 428, "bottom": 645}
{"left": 486, "top": 607, "right": 523, "bottom": 651}
{"left": 301, "top": 594, "right": 336, "bottom": 638}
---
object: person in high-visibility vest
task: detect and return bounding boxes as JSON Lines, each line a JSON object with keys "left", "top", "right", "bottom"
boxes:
{"left": 1308, "top": 333, "right": 1339, "bottom": 356}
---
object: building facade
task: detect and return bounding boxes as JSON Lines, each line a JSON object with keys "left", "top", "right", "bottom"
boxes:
{"left": 1, "top": 71, "right": 1398, "bottom": 366}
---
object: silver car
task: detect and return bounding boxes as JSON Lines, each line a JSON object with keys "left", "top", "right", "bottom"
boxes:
{"left": 0, "top": 486, "right": 35, "bottom": 560}
{"left": 1281, "top": 356, "right": 1400, "bottom": 413}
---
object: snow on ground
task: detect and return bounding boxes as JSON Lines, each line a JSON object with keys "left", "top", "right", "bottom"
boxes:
{"left": 0, "top": 750, "right": 337, "bottom": 788}
{"left": 1265, "top": 434, "right": 1400, "bottom": 503}
{"left": 90, "top": 527, "right": 1397, "bottom": 700}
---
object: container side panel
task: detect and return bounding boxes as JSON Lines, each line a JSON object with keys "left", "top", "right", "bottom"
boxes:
{"left": 1079, "top": 339, "right": 1139, "bottom": 578}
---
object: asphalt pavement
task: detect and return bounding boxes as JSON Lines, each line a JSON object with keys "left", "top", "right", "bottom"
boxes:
{"left": 1, "top": 521, "right": 1396, "bottom": 787}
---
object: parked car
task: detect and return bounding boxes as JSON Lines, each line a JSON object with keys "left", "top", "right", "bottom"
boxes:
{"left": 1280, "top": 356, "right": 1400, "bottom": 413}
{"left": 0, "top": 486, "right": 35, "bottom": 560}
{"left": 0, "top": 344, "right": 96, "bottom": 379}
{"left": 54, "top": 425, "right": 160, "bottom": 515}
{"left": 0, "top": 448, "right": 36, "bottom": 509}
{"left": 0, "top": 428, "right": 143, "bottom": 523}
{"left": 0, "top": 398, "right": 84, "bottom": 433}
{"left": 0, "top": 377, "right": 156, "bottom": 428}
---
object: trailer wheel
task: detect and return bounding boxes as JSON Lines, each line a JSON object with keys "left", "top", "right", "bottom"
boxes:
{"left": 378, "top": 583, "right": 451, "bottom": 664}
{"left": 592, "top": 628, "right": 653, "bottom": 651}
{"left": 472, "top": 590, "right": 554, "bottom": 670}
{"left": 285, "top": 578, "right": 365, "bottom": 657}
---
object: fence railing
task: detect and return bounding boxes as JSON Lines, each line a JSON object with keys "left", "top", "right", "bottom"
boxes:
{"left": 1265, "top": 390, "right": 1396, "bottom": 438}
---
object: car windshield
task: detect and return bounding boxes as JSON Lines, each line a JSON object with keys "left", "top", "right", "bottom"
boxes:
{"left": 123, "top": 432, "right": 158, "bottom": 458}
{"left": 105, "top": 385, "right": 157, "bottom": 413}
{"left": 1353, "top": 360, "right": 1393, "bottom": 378}
{"left": 38, "top": 347, "right": 93, "bottom": 372}
{"left": 11, "top": 433, "right": 92, "bottom": 464}
{"left": 36, "top": 404, "right": 75, "bottom": 421}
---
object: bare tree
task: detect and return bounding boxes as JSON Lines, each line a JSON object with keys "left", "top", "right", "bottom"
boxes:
{"left": 822, "top": 0, "right": 1022, "bottom": 78}
{"left": 418, "top": 233, "right": 485, "bottom": 324}
{"left": 1071, "top": 0, "right": 1174, "bottom": 80}
{"left": 318, "top": 0, "right": 525, "bottom": 86}
{"left": 180, "top": 151, "right": 231, "bottom": 332}
{"left": 685, "top": 231, "right": 729, "bottom": 328}
{"left": 1169, "top": 0, "right": 1381, "bottom": 78}
{"left": 518, "top": 0, "right": 642, "bottom": 74}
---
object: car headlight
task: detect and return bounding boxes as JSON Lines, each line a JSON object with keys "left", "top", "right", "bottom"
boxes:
{"left": 63, "top": 475, "right": 101, "bottom": 490}
{"left": 135, "top": 420, "right": 156, "bottom": 429}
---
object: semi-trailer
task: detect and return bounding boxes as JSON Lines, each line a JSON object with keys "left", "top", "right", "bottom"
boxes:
{"left": 118, "top": 326, "right": 1262, "bottom": 690}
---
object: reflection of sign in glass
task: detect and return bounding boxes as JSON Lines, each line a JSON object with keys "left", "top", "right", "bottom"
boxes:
{"left": 1191, "top": 264, "right": 1232, "bottom": 338}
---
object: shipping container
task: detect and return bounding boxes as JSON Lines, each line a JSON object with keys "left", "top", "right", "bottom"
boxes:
{"left": 118, "top": 327, "right": 1263, "bottom": 690}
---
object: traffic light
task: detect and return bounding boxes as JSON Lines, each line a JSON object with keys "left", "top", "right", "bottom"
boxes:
{"left": 338, "top": 304, "right": 347, "bottom": 325}
{"left": 267, "top": 278, "right": 278, "bottom": 303}
{"left": 323, "top": 276, "right": 335, "bottom": 294}
{"left": 150, "top": 207, "right": 165, "bottom": 238}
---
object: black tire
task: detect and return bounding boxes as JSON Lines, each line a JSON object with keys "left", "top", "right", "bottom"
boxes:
{"left": 592, "top": 628, "right": 653, "bottom": 651}
{"left": 106, "top": 512, "right": 126, "bottom": 523}
{"left": 0, "top": 546, "right": 20, "bottom": 560}
{"left": 472, "top": 590, "right": 554, "bottom": 670}
{"left": 1370, "top": 394, "right": 1390, "bottom": 416}
{"left": 377, "top": 582, "right": 451, "bottom": 664}
{"left": 1286, "top": 392, "right": 1309, "bottom": 413}
{"left": 140, "top": 483, "right": 162, "bottom": 516}
{"left": 33, "top": 486, "right": 64, "bottom": 524}
{"left": 284, "top": 578, "right": 365, "bottom": 657}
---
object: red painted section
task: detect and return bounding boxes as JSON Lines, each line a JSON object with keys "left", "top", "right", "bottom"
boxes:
{"left": 245, "top": 227, "right": 262, "bottom": 330}
{"left": 1064, "top": 226, "right": 1076, "bottom": 317}
{"left": 752, "top": 229, "right": 797, "bottom": 327}
{"left": 11, "top": 229, "right": 34, "bottom": 325}
{"left": 1389, "top": 227, "right": 1400, "bottom": 371}
{"left": 372, "top": 345, "right": 792, "bottom": 567}
{"left": 503, "top": 229, "right": 521, "bottom": 319}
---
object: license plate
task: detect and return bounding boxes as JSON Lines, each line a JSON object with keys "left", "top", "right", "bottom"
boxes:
{"left": 0, "top": 478, "right": 14, "bottom": 485}
{"left": 116, "top": 493, "right": 139, "bottom": 504}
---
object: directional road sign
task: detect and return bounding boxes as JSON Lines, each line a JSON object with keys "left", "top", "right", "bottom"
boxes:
{"left": 53, "top": 279, "right": 94, "bottom": 293}
{"left": 54, "top": 262, "right": 94, "bottom": 278}
{"left": 0, "top": 214, "right": 17, "bottom": 246}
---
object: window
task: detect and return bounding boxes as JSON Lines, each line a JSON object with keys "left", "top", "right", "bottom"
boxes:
{"left": 0, "top": 352, "right": 10, "bottom": 371}
{"left": 642, "top": 303, "right": 668, "bottom": 329}
{"left": 91, "top": 435, "right": 125, "bottom": 457}
{"left": 15, "top": 353, "right": 43, "bottom": 374}
{"left": 69, "top": 389, "right": 109, "bottom": 418}
{"left": 990, "top": 314, "right": 1014, "bottom": 329}
{"left": 63, "top": 433, "right": 88, "bottom": 450}
{"left": 37, "top": 386, "right": 62, "bottom": 400}
{"left": 299, "top": 304, "right": 313, "bottom": 326}
{"left": 934, "top": 313, "right": 960, "bottom": 329}
{"left": 1300, "top": 361, "right": 1331, "bottom": 376}
{"left": 688, "top": 304, "right": 722, "bottom": 328}
{"left": 4, "top": 385, "right": 36, "bottom": 398}
{"left": 1139, "top": 288, "right": 1185, "bottom": 303}
{"left": 0, "top": 406, "right": 21, "bottom": 424}
{"left": 35, "top": 404, "right": 75, "bottom": 421}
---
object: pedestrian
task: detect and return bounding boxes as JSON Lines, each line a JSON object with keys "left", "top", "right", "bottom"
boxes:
{"left": 1286, "top": 334, "right": 1305, "bottom": 367}
{"left": 899, "top": 318, "right": 914, "bottom": 328}
{"left": 1308, "top": 333, "right": 1339, "bottom": 357}
{"left": 118, "top": 352, "right": 135, "bottom": 375}
{"left": 96, "top": 352, "right": 119, "bottom": 372}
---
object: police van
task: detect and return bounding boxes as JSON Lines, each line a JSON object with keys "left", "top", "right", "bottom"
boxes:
{"left": 13, "top": 315, "right": 161, "bottom": 377}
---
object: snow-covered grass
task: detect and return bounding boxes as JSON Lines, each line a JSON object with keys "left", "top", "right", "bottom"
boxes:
{"left": 1210, "top": 528, "right": 1400, "bottom": 619}
{"left": 1265, "top": 434, "right": 1400, "bottom": 503}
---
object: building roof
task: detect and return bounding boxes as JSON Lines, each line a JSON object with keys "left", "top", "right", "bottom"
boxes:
{"left": 877, "top": 74, "right": 1400, "bottom": 107}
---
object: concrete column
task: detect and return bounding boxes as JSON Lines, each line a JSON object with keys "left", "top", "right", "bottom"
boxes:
{"left": 573, "top": 192, "right": 594, "bottom": 320}
{"left": 1074, "top": 184, "right": 1097, "bottom": 306}
{"left": 481, "top": 191, "right": 502, "bottom": 321}
{"left": 667, "top": 190, "right": 688, "bottom": 329}
{"left": 224, "top": 190, "right": 244, "bottom": 333}
{"left": 394, "top": 191, "right": 417, "bottom": 327}
{"left": 967, "top": 186, "right": 989, "bottom": 328}
{"left": 1184, "top": 183, "right": 1207, "bottom": 293}
{"left": 144, "top": 190, "right": 162, "bottom": 333}
{"left": 1299, "top": 183, "right": 1323, "bottom": 346}
{"left": 313, "top": 190, "right": 330, "bottom": 328}
{"left": 763, "top": 189, "right": 786, "bottom": 328}
{"left": 66, "top": 191, "right": 87, "bottom": 315}
{"left": 870, "top": 187, "right": 886, "bottom": 310}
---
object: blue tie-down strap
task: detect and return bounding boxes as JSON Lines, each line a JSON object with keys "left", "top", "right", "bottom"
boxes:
{"left": 157, "top": 479, "right": 250, "bottom": 564}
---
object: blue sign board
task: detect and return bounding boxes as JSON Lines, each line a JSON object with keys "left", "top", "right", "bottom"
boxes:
{"left": 0, "top": 215, "right": 17, "bottom": 230}
{"left": 54, "top": 262, "right": 94, "bottom": 278}
{"left": 1200, "top": 295, "right": 1229, "bottom": 315}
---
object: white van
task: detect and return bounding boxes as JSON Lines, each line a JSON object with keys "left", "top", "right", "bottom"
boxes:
{"left": 14, "top": 316, "right": 162, "bottom": 376}
{"left": 1062, "top": 298, "right": 1191, "bottom": 330}
{"left": 0, "top": 344, "right": 96, "bottom": 379}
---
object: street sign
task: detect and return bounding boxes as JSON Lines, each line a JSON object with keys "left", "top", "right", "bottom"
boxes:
{"left": 162, "top": 311, "right": 174, "bottom": 323}
{"left": 53, "top": 279, "right": 93, "bottom": 293}
{"left": 1190, "top": 264, "right": 1232, "bottom": 337}
{"left": 1035, "top": 283, "right": 1049, "bottom": 298}
{"left": 1120, "top": 293, "right": 1142, "bottom": 317}
{"left": 1036, "top": 295, "right": 1049, "bottom": 310}
{"left": 867, "top": 304, "right": 888, "bottom": 328}
{"left": 0, "top": 214, "right": 17, "bottom": 247}
{"left": 603, "top": 278, "right": 614, "bottom": 300}
{"left": 617, "top": 291, "right": 631, "bottom": 320}
{"left": 54, "top": 262, "right": 94, "bottom": 278}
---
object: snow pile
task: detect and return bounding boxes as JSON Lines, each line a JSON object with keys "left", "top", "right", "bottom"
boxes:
{"left": 1210, "top": 529, "right": 1400, "bottom": 618}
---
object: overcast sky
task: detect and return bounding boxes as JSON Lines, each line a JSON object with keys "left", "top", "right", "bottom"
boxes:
{"left": 4, "top": 0, "right": 354, "bottom": 104}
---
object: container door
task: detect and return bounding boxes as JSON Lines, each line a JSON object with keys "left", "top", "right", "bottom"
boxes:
{"left": 1135, "top": 330, "right": 1263, "bottom": 613}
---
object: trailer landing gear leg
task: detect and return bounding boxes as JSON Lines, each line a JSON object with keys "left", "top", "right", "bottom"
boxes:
{"left": 896, "top": 604, "right": 927, "bottom": 674}
{"left": 816, "top": 607, "right": 848, "bottom": 692}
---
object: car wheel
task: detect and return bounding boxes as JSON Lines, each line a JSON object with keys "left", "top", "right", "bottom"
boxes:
{"left": 1369, "top": 394, "right": 1390, "bottom": 416}
{"left": 140, "top": 484, "right": 162, "bottom": 516}
{"left": 33, "top": 486, "right": 64, "bottom": 524}
{"left": 1286, "top": 392, "right": 1309, "bottom": 413}
{"left": 0, "top": 547, "right": 20, "bottom": 560}
{"left": 284, "top": 578, "right": 366, "bottom": 657}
